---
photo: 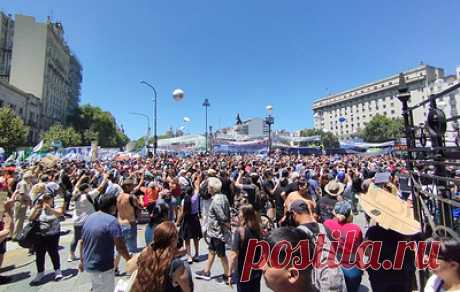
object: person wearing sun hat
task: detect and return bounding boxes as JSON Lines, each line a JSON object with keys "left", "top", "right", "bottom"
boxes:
{"left": 324, "top": 200, "right": 363, "bottom": 292}
{"left": 316, "top": 180, "right": 344, "bottom": 222}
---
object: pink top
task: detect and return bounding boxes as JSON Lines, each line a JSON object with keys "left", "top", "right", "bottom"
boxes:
{"left": 324, "top": 218, "right": 363, "bottom": 267}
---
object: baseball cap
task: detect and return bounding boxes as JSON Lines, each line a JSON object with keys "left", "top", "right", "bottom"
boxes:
{"left": 334, "top": 200, "right": 352, "bottom": 217}
{"left": 289, "top": 199, "right": 309, "bottom": 214}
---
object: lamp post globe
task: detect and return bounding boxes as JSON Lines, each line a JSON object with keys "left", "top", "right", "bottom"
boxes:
{"left": 173, "top": 89, "right": 185, "bottom": 101}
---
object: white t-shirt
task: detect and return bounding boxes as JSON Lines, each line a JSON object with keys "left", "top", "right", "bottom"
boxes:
{"left": 424, "top": 274, "right": 446, "bottom": 292}
{"left": 73, "top": 189, "right": 99, "bottom": 226}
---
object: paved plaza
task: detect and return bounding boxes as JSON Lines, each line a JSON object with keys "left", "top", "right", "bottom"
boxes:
{"left": 0, "top": 209, "right": 371, "bottom": 292}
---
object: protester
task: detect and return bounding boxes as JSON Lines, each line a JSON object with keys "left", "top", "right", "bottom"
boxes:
{"left": 11, "top": 171, "right": 33, "bottom": 241}
{"left": 324, "top": 200, "right": 363, "bottom": 292}
{"left": 69, "top": 173, "right": 108, "bottom": 262}
{"left": 129, "top": 221, "right": 193, "bottom": 292}
{"left": 195, "top": 177, "right": 231, "bottom": 283}
{"left": 228, "top": 204, "right": 262, "bottom": 292}
{"left": 317, "top": 180, "right": 343, "bottom": 222}
{"left": 176, "top": 172, "right": 202, "bottom": 264}
{"left": 80, "top": 193, "right": 131, "bottom": 292}
{"left": 262, "top": 226, "right": 318, "bottom": 292}
{"left": 29, "top": 193, "right": 64, "bottom": 284}
{"left": 289, "top": 199, "right": 347, "bottom": 291}
{"left": 424, "top": 239, "right": 460, "bottom": 292}
{"left": 114, "top": 177, "right": 140, "bottom": 275}
{"left": 0, "top": 200, "right": 14, "bottom": 284}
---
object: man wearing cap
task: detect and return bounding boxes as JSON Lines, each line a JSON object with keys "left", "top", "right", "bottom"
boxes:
{"left": 289, "top": 199, "right": 347, "bottom": 292}
{"left": 114, "top": 177, "right": 140, "bottom": 275}
{"left": 317, "top": 180, "right": 344, "bottom": 222}
{"left": 11, "top": 172, "right": 33, "bottom": 241}
{"left": 283, "top": 177, "right": 316, "bottom": 222}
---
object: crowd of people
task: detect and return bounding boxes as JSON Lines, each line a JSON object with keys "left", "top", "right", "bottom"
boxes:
{"left": 0, "top": 153, "right": 459, "bottom": 292}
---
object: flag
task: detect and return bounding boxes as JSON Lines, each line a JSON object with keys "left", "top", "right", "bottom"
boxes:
{"left": 33, "top": 140, "right": 44, "bottom": 152}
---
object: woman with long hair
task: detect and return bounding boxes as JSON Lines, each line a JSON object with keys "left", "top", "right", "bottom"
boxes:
{"left": 29, "top": 193, "right": 64, "bottom": 284}
{"left": 425, "top": 239, "right": 460, "bottom": 292}
{"left": 228, "top": 204, "right": 262, "bottom": 292}
{"left": 176, "top": 172, "right": 202, "bottom": 264}
{"left": 130, "top": 221, "right": 193, "bottom": 292}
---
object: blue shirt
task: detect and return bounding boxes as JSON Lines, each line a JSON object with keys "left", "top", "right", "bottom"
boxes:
{"left": 82, "top": 211, "right": 122, "bottom": 272}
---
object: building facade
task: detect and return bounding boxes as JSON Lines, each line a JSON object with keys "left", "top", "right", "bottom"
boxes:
{"left": 0, "top": 12, "right": 14, "bottom": 81}
{"left": 312, "top": 65, "right": 445, "bottom": 139}
{"left": 0, "top": 79, "right": 41, "bottom": 144}
{"left": 423, "top": 67, "right": 460, "bottom": 143}
{"left": 9, "top": 14, "right": 79, "bottom": 129}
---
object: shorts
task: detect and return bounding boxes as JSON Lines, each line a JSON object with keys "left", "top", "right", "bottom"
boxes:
{"left": 87, "top": 269, "right": 115, "bottom": 292}
{"left": 0, "top": 240, "right": 6, "bottom": 254}
{"left": 208, "top": 237, "right": 226, "bottom": 257}
{"left": 120, "top": 223, "right": 137, "bottom": 253}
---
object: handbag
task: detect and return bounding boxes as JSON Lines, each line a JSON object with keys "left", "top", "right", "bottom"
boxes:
{"left": 17, "top": 221, "right": 40, "bottom": 248}
{"left": 114, "top": 269, "right": 137, "bottom": 292}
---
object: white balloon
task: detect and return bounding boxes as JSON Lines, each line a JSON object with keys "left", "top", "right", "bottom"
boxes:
{"left": 266, "top": 105, "right": 273, "bottom": 112}
{"left": 183, "top": 117, "right": 191, "bottom": 123}
{"left": 172, "top": 89, "right": 185, "bottom": 101}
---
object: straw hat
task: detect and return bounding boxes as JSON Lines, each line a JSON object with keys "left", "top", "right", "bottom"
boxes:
{"left": 324, "top": 181, "right": 344, "bottom": 197}
{"left": 359, "top": 185, "right": 421, "bottom": 235}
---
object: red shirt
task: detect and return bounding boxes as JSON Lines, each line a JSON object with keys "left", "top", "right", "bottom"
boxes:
{"left": 324, "top": 218, "right": 363, "bottom": 267}
{"left": 140, "top": 187, "right": 159, "bottom": 207}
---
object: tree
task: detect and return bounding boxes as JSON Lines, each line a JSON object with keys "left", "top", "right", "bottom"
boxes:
{"left": 67, "top": 104, "right": 129, "bottom": 147}
{"left": 42, "top": 124, "right": 82, "bottom": 147}
{"left": 299, "top": 128, "right": 340, "bottom": 149}
{"left": 0, "top": 107, "right": 29, "bottom": 154}
{"left": 360, "top": 115, "right": 404, "bottom": 142}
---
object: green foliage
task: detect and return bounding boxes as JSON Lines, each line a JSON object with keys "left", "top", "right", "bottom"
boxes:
{"left": 0, "top": 107, "right": 29, "bottom": 154}
{"left": 360, "top": 115, "right": 404, "bottom": 142}
{"left": 299, "top": 128, "right": 340, "bottom": 149}
{"left": 67, "top": 104, "right": 129, "bottom": 147}
{"left": 42, "top": 124, "right": 82, "bottom": 147}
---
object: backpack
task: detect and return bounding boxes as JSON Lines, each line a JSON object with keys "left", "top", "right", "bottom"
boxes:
{"left": 297, "top": 223, "right": 347, "bottom": 292}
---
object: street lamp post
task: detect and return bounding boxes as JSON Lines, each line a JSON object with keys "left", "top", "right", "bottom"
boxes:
{"left": 202, "top": 98, "right": 210, "bottom": 153}
{"left": 265, "top": 105, "right": 275, "bottom": 155}
{"left": 130, "top": 112, "right": 151, "bottom": 149}
{"left": 140, "top": 81, "right": 158, "bottom": 156}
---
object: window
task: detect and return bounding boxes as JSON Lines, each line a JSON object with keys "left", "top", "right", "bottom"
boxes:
{"left": 391, "top": 110, "right": 395, "bottom": 114}
{"left": 383, "top": 104, "right": 386, "bottom": 109}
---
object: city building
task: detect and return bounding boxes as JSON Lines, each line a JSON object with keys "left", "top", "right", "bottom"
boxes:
{"left": 312, "top": 64, "right": 445, "bottom": 139}
{"left": 215, "top": 114, "right": 268, "bottom": 139}
{"left": 0, "top": 79, "right": 42, "bottom": 143}
{"left": 0, "top": 12, "right": 14, "bottom": 81}
{"left": 9, "top": 14, "right": 81, "bottom": 129}
{"left": 423, "top": 66, "right": 460, "bottom": 142}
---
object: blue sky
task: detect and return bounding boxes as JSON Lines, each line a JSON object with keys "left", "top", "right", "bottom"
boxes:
{"left": 2, "top": 0, "right": 460, "bottom": 139}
